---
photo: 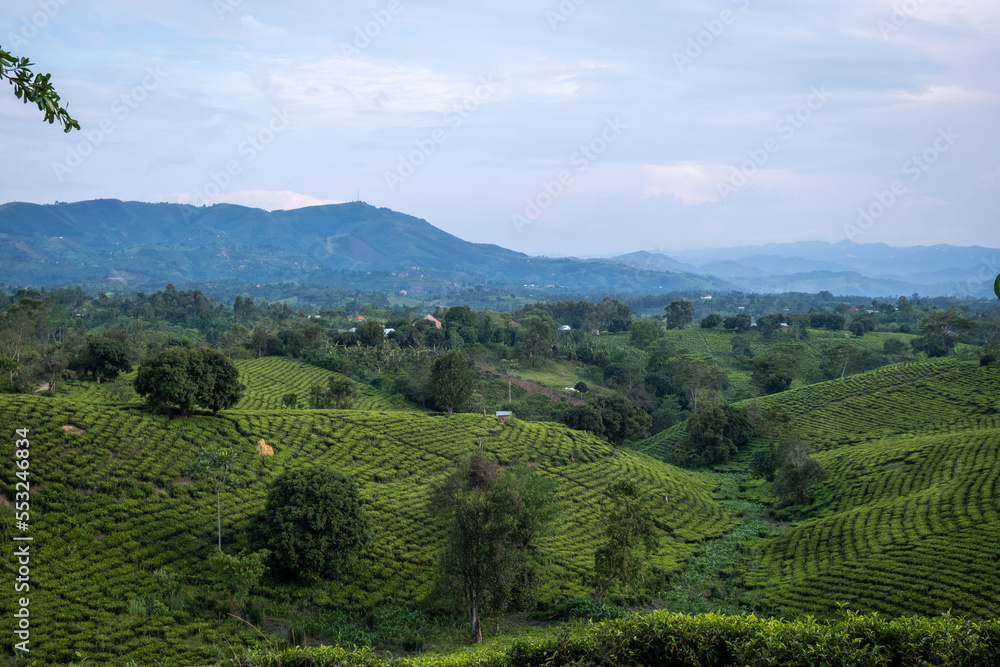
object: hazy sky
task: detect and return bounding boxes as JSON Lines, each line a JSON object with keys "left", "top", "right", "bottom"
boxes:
{"left": 2, "top": 1, "right": 998, "bottom": 256}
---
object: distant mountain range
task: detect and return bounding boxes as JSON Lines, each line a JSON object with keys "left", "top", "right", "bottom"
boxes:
{"left": 0, "top": 200, "right": 719, "bottom": 296}
{"left": 0, "top": 199, "right": 995, "bottom": 298}
{"left": 612, "top": 241, "right": 1000, "bottom": 298}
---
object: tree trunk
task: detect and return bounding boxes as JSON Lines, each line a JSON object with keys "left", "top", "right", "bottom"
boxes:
{"left": 217, "top": 491, "right": 222, "bottom": 551}
{"left": 470, "top": 588, "right": 482, "bottom": 643}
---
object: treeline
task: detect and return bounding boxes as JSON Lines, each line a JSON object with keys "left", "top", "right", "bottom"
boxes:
{"left": 3, "top": 285, "right": 999, "bottom": 446}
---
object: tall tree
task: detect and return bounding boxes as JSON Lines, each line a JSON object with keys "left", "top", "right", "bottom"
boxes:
{"left": 196, "top": 347, "right": 244, "bottom": 413}
{"left": 430, "top": 453, "right": 556, "bottom": 643}
{"left": 594, "top": 477, "right": 659, "bottom": 596}
{"left": 430, "top": 349, "right": 472, "bottom": 415}
{"left": 183, "top": 446, "right": 241, "bottom": 551}
{"left": 514, "top": 309, "right": 557, "bottom": 368}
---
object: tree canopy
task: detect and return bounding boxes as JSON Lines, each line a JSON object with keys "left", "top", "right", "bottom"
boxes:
{"left": 249, "top": 466, "right": 371, "bottom": 581}
{"left": 135, "top": 345, "right": 243, "bottom": 414}
{"left": 430, "top": 453, "right": 558, "bottom": 642}
{"left": 430, "top": 349, "right": 472, "bottom": 415}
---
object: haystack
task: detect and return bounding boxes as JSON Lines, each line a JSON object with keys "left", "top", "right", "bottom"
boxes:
{"left": 255, "top": 439, "right": 274, "bottom": 456}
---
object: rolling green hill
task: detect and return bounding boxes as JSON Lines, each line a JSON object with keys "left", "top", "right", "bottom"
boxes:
{"left": 0, "top": 359, "right": 729, "bottom": 665}
{"left": 634, "top": 358, "right": 1000, "bottom": 621}
{"left": 232, "top": 356, "right": 401, "bottom": 411}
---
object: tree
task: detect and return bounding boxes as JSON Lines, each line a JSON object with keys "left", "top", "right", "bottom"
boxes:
{"left": 663, "top": 299, "right": 694, "bottom": 329}
{"left": 628, "top": 319, "right": 662, "bottom": 349}
{"left": 308, "top": 382, "right": 332, "bottom": 408}
{"left": 590, "top": 395, "right": 652, "bottom": 445}
{"left": 327, "top": 375, "right": 358, "bottom": 409}
{"left": 281, "top": 392, "right": 298, "bottom": 408}
{"left": 430, "top": 349, "right": 472, "bottom": 415}
{"left": 71, "top": 333, "right": 132, "bottom": 383}
{"left": 135, "top": 346, "right": 200, "bottom": 413}
{"left": 668, "top": 354, "right": 728, "bottom": 410}
{"left": 1, "top": 47, "right": 79, "bottom": 132}
{"left": 593, "top": 478, "right": 659, "bottom": 596}
{"left": 772, "top": 435, "right": 828, "bottom": 504}
{"left": 825, "top": 342, "right": 876, "bottom": 379}
{"left": 514, "top": 309, "right": 557, "bottom": 368}
{"left": 912, "top": 312, "right": 975, "bottom": 357}
{"left": 183, "top": 446, "right": 241, "bottom": 551}
{"left": 135, "top": 346, "right": 243, "bottom": 414}
{"left": 723, "top": 313, "right": 752, "bottom": 332}
{"left": 700, "top": 313, "right": 722, "bottom": 329}
{"left": 682, "top": 402, "right": 737, "bottom": 466}
{"left": 430, "top": 453, "right": 556, "bottom": 642}
{"left": 249, "top": 467, "right": 370, "bottom": 580}
{"left": 196, "top": 347, "right": 244, "bottom": 412}
{"left": 356, "top": 319, "right": 385, "bottom": 347}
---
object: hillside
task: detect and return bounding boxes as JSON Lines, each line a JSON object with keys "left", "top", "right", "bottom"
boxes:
{"left": 0, "top": 199, "right": 721, "bottom": 295}
{"left": 0, "top": 360, "right": 729, "bottom": 665}
{"left": 633, "top": 358, "right": 1000, "bottom": 620}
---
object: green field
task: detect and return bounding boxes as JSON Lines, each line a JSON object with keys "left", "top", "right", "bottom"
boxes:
{"left": 233, "top": 356, "right": 401, "bottom": 411}
{"left": 634, "top": 358, "right": 1000, "bottom": 621}
{"left": 0, "top": 359, "right": 729, "bottom": 665}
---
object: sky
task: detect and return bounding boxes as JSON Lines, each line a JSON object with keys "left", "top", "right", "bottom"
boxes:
{"left": 1, "top": 0, "right": 998, "bottom": 257}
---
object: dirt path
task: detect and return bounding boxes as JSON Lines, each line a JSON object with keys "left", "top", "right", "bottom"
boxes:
{"left": 497, "top": 374, "right": 586, "bottom": 406}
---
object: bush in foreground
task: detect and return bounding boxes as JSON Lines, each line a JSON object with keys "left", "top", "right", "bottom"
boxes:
{"left": 236, "top": 609, "right": 1000, "bottom": 666}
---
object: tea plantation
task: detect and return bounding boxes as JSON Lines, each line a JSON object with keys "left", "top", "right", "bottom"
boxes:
{"left": 636, "top": 358, "right": 1000, "bottom": 621}
{"left": 0, "top": 360, "right": 729, "bottom": 665}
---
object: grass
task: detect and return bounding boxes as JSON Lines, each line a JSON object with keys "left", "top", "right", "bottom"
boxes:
{"left": 633, "top": 357, "right": 1000, "bottom": 622}
{"left": 0, "top": 362, "right": 729, "bottom": 665}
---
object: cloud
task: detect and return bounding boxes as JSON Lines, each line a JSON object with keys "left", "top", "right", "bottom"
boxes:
{"left": 172, "top": 190, "right": 342, "bottom": 210}
{"left": 641, "top": 163, "right": 729, "bottom": 206}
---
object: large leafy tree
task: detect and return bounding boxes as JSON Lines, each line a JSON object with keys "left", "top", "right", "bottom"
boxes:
{"left": 682, "top": 402, "right": 755, "bottom": 466}
{"left": 135, "top": 345, "right": 243, "bottom": 414}
{"left": 196, "top": 347, "right": 244, "bottom": 412}
{"left": 1, "top": 46, "right": 79, "bottom": 132}
{"left": 663, "top": 299, "right": 694, "bottom": 329}
{"left": 430, "top": 349, "right": 472, "bottom": 415}
{"left": 71, "top": 332, "right": 132, "bottom": 384}
{"left": 430, "top": 453, "right": 557, "bottom": 643}
{"left": 249, "top": 467, "right": 371, "bottom": 581}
